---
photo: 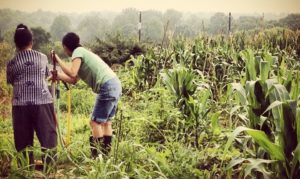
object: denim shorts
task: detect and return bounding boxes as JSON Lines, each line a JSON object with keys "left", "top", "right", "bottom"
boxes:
{"left": 91, "top": 77, "right": 122, "bottom": 123}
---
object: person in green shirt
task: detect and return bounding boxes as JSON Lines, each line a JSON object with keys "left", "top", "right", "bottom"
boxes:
{"left": 51, "top": 32, "right": 122, "bottom": 158}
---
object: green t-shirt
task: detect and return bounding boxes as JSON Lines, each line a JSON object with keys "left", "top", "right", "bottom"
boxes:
{"left": 72, "top": 47, "right": 116, "bottom": 93}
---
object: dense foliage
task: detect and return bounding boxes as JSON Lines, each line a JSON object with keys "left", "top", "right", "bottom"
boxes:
{"left": 1, "top": 25, "right": 300, "bottom": 178}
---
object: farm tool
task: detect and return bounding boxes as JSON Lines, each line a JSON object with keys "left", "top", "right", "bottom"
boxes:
{"left": 48, "top": 51, "right": 84, "bottom": 170}
{"left": 50, "top": 50, "right": 71, "bottom": 146}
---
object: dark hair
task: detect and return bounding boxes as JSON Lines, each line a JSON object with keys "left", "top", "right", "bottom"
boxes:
{"left": 62, "top": 32, "right": 81, "bottom": 52}
{"left": 14, "top": 24, "right": 32, "bottom": 49}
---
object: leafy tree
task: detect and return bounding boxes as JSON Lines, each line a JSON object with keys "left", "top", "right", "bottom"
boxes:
{"left": 28, "top": 10, "right": 56, "bottom": 30}
{"left": 2, "top": 29, "right": 14, "bottom": 46}
{"left": 0, "top": 42, "right": 13, "bottom": 116}
{"left": 209, "top": 12, "right": 228, "bottom": 34}
{"left": 31, "top": 27, "right": 51, "bottom": 51}
{"left": 174, "top": 24, "right": 195, "bottom": 37}
{"left": 141, "top": 10, "right": 163, "bottom": 42}
{"left": 183, "top": 14, "right": 207, "bottom": 36}
{"left": 163, "top": 9, "right": 182, "bottom": 31}
{"left": 50, "top": 15, "right": 71, "bottom": 41}
{"left": 112, "top": 8, "right": 139, "bottom": 39}
{"left": 279, "top": 13, "right": 300, "bottom": 31}
{"left": 235, "top": 16, "right": 260, "bottom": 31}
{"left": 77, "top": 15, "right": 109, "bottom": 42}
{"left": 0, "top": 42, "right": 13, "bottom": 72}
{"left": 0, "top": 9, "right": 20, "bottom": 33}
{"left": 0, "top": 9, "right": 56, "bottom": 35}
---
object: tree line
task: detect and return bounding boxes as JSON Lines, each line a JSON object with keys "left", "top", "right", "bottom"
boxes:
{"left": 0, "top": 8, "right": 299, "bottom": 45}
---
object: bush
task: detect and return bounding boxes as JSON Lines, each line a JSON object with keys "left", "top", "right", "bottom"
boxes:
{"left": 0, "top": 42, "right": 13, "bottom": 120}
{"left": 87, "top": 33, "right": 146, "bottom": 66}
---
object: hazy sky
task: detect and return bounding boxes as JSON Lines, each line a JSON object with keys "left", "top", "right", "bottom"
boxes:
{"left": 1, "top": 0, "right": 300, "bottom": 13}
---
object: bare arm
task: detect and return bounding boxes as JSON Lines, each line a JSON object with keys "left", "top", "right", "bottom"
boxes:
{"left": 53, "top": 53, "right": 81, "bottom": 79}
{"left": 57, "top": 71, "right": 79, "bottom": 85}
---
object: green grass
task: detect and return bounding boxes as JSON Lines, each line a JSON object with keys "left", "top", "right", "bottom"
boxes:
{"left": 1, "top": 28, "right": 300, "bottom": 178}
{"left": 0, "top": 86, "right": 237, "bottom": 178}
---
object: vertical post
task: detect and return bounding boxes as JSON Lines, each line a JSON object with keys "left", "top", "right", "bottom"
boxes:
{"left": 138, "top": 11, "right": 142, "bottom": 42}
{"left": 228, "top": 12, "right": 232, "bottom": 35}
{"left": 51, "top": 51, "right": 57, "bottom": 105}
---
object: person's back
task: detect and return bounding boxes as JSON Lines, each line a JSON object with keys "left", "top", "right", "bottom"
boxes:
{"left": 7, "top": 50, "right": 52, "bottom": 105}
{"left": 72, "top": 46, "right": 116, "bottom": 93}
{"left": 6, "top": 24, "right": 57, "bottom": 170}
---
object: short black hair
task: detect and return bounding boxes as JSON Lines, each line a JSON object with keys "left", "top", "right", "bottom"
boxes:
{"left": 62, "top": 32, "right": 81, "bottom": 52}
{"left": 14, "top": 24, "right": 32, "bottom": 49}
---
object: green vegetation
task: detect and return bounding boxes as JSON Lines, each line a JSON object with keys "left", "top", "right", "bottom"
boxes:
{"left": 1, "top": 11, "right": 300, "bottom": 178}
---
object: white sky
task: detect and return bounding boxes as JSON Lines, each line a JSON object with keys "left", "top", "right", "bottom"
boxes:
{"left": 0, "top": 0, "right": 300, "bottom": 13}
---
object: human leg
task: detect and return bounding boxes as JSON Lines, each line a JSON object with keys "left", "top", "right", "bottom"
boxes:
{"left": 90, "top": 78, "right": 122, "bottom": 157}
{"left": 12, "top": 106, "right": 35, "bottom": 167}
{"left": 101, "top": 121, "right": 113, "bottom": 155}
{"left": 33, "top": 104, "right": 57, "bottom": 168}
{"left": 89, "top": 120, "right": 104, "bottom": 158}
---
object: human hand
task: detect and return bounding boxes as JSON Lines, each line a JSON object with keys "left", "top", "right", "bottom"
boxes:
{"left": 50, "top": 50, "right": 59, "bottom": 63}
{"left": 48, "top": 70, "right": 58, "bottom": 82}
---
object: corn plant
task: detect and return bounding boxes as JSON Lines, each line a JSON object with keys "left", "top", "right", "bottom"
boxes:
{"left": 226, "top": 93, "right": 300, "bottom": 178}
{"left": 186, "top": 88, "right": 211, "bottom": 148}
{"left": 161, "top": 64, "right": 215, "bottom": 148}
{"left": 226, "top": 48, "right": 300, "bottom": 178}
{"left": 160, "top": 64, "right": 197, "bottom": 113}
{"left": 130, "top": 49, "right": 160, "bottom": 91}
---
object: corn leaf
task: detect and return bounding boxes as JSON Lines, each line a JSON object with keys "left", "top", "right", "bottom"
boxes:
{"left": 225, "top": 126, "right": 285, "bottom": 161}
